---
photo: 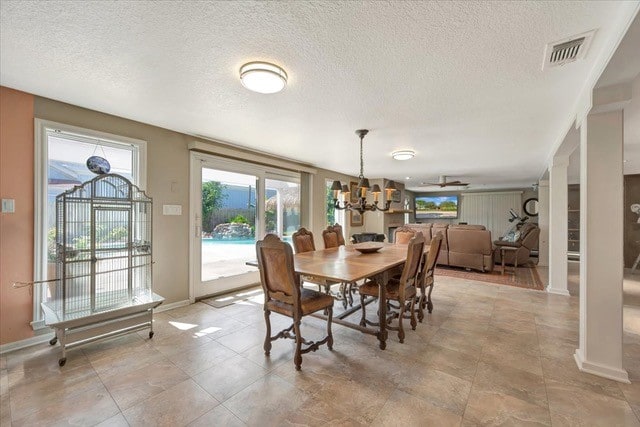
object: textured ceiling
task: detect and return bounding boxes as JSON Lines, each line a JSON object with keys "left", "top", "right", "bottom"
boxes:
{"left": 1, "top": 1, "right": 638, "bottom": 191}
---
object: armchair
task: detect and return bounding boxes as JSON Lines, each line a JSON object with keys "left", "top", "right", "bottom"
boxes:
{"left": 493, "top": 223, "right": 540, "bottom": 266}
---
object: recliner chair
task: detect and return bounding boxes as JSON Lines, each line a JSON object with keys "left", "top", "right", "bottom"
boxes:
{"left": 493, "top": 222, "right": 540, "bottom": 266}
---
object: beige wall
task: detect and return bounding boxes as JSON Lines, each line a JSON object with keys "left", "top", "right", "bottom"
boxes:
{"left": 0, "top": 87, "right": 35, "bottom": 345}
{"left": 1, "top": 90, "right": 360, "bottom": 345}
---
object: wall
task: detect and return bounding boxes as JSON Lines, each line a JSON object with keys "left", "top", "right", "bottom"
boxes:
{"left": 0, "top": 87, "right": 35, "bottom": 344}
{"left": 625, "top": 174, "right": 640, "bottom": 268}
{"left": 1, "top": 88, "right": 342, "bottom": 346}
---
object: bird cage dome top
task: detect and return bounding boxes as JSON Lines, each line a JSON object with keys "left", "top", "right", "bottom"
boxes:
{"left": 57, "top": 173, "right": 151, "bottom": 203}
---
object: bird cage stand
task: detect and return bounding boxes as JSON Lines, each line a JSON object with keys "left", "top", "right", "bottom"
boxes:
{"left": 40, "top": 174, "right": 163, "bottom": 366}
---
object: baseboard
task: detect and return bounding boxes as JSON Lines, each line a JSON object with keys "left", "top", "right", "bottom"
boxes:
{"left": 546, "top": 286, "right": 571, "bottom": 296}
{"left": 154, "top": 299, "right": 190, "bottom": 313}
{"left": 574, "top": 349, "right": 630, "bottom": 383}
{"left": 0, "top": 331, "right": 55, "bottom": 355}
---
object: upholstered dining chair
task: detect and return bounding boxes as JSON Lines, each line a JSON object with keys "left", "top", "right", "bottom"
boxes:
{"left": 322, "top": 225, "right": 355, "bottom": 308}
{"left": 393, "top": 226, "right": 416, "bottom": 244}
{"left": 256, "top": 234, "right": 334, "bottom": 370}
{"left": 417, "top": 232, "right": 443, "bottom": 321}
{"left": 358, "top": 232, "right": 425, "bottom": 343}
{"left": 292, "top": 227, "right": 336, "bottom": 293}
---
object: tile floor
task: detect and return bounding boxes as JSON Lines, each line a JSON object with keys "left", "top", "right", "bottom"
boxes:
{"left": 1, "top": 269, "right": 639, "bottom": 426}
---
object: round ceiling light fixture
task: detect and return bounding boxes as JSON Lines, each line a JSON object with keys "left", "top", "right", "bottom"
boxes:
{"left": 239, "top": 61, "right": 288, "bottom": 94}
{"left": 392, "top": 150, "right": 415, "bottom": 161}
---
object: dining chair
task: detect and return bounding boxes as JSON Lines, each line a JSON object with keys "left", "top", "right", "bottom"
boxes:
{"left": 393, "top": 226, "right": 416, "bottom": 244}
{"left": 292, "top": 227, "right": 334, "bottom": 293}
{"left": 358, "top": 232, "right": 425, "bottom": 343}
{"left": 322, "top": 225, "right": 355, "bottom": 308}
{"left": 256, "top": 234, "right": 334, "bottom": 370}
{"left": 417, "top": 231, "right": 443, "bottom": 321}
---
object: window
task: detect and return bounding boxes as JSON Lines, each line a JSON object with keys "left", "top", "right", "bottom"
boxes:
{"left": 33, "top": 119, "right": 146, "bottom": 328}
{"left": 326, "top": 179, "right": 346, "bottom": 230}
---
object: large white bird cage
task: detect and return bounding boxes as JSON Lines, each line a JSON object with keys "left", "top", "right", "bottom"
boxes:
{"left": 41, "top": 174, "right": 163, "bottom": 366}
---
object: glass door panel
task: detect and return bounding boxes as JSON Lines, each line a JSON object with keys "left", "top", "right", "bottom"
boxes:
{"left": 264, "top": 178, "right": 300, "bottom": 246}
{"left": 197, "top": 167, "right": 259, "bottom": 296}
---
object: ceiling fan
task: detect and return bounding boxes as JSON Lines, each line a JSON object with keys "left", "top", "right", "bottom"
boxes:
{"left": 421, "top": 175, "right": 469, "bottom": 187}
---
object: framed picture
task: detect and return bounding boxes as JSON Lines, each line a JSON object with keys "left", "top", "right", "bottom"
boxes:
{"left": 350, "top": 210, "right": 364, "bottom": 227}
{"left": 391, "top": 189, "right": 401, "bottom": 203}
{"left": 349, "top": 181, "right": 359, "bottom": 203}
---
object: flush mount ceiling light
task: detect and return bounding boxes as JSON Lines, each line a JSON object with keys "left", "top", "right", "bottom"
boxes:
{"left": 239, "top": 61, "right": 287, "bottom": 94}
{"left": 392, "top": 150, "right": 415, "bottom": 161}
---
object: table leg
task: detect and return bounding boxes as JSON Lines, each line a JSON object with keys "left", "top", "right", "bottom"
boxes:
{"left": 501, "top": 249, "right": 506, "bottom": 275}
{"left": 377, "top": 270, "right": 389, "bottom": 350}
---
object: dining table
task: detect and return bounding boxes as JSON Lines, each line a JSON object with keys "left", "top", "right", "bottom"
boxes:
{"left": 292, "top": 242, "right": 425, "bottom": 350}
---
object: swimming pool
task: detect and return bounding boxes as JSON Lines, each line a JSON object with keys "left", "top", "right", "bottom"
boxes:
{"left": 202, "top": 236, "right": 292, "bottom": 245}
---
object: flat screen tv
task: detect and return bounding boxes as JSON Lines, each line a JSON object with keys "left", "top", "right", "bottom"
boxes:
{"left": 415, "top": 195, "right": 459, "bottom": 219}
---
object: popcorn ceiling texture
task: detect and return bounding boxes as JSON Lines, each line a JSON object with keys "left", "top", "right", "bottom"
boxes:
{"left": 0, "top": 1, "right": 636, "bottom": 189}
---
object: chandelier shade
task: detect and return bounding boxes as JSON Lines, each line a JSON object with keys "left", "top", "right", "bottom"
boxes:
{"left": 331, "top": 129, "right": 397, "bottom": 214}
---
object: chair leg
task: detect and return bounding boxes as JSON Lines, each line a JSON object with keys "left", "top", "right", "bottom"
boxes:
{"left": 359, "top": 292, "right": 367, "bottom": 327}
{"left": 340, "top": 282, "right": 348, "bottom": 309}
{"left": 409, "top": 295, "right": 417, "bottom": 330}
{"left": 263, "top": 309, "right": 272, "bottom": 355}
{"left": 327, "top": 306, "right": 334, "bottom": 350}
{"left": 427, "top": 284, "right": 434, "bottom": 313}
{"left": 293, "top": 317, "right": 303, "bottom": 371}
{"left": 417, "top": 287, "right": 425, "bottom": 323}
{"left": 397, "top": 300, "right": 405, "bottom": 343}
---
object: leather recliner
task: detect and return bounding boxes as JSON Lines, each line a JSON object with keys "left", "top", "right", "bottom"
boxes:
{"left": 493, "top": 223, "right": 540, "bottom": 266}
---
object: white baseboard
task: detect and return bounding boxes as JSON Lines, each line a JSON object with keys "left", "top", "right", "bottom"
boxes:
{"left": 574, "top": 349, "right": 630, "bottom": 383}
{"left": 0, "top": 331, "right": 55, "bottom": 355}
{"left": 546, "top": 286, "right": 571, "bottom": 296}
{"left": 154, "top": 299, "right": 190, "bottom": 313}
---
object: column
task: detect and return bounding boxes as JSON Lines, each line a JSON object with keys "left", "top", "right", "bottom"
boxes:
{"left": 547, "top": 157, "right": 570, "bottom": 296}
{"left": 537, "top": 180, "right": 549, "bottom": 267}
{"left": 575, "top": 110, "right": 629, "bottom": 383}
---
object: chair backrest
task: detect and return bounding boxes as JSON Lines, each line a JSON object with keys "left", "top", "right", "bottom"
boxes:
{"left": 322, "top": 228, "right": 340, "bottom": 249}
{"left": 330, "top": 223, "right": 346, "bottom": 246}
{"left": 397, "top": 232, "right": 425, "bottom": 297}
{"left": 520, "top": 225, "right": 540, "bottom": 250}
{"left": 292, "top": 227, "right": 315, "bottom": 253}
{"left": 421, "top": 232, "right": 443, "bottom": 285}
{"left": 394, "top": 226, "right": 416, "bottom": 244}
{"left": 256, "top": 234, "right": 300, "bottom": 305}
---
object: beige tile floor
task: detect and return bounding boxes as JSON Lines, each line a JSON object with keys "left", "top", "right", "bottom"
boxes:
{"left": 1, "top": 268, "right": 639, "bottom": 426}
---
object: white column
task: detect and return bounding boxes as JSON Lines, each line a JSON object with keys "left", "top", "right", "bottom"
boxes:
{"left": 574, "top": 110, "right": 629, "bottom": 383}
{"left": 537, "top": 180, "right": 549, "bottom": 267}
{"left": 547, "top": 157, "right": 570, "bottom": 296}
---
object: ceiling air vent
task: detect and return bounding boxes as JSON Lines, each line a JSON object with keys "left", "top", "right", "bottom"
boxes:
{"left": 543, "top": 30, "right": 595, "bottom": 70}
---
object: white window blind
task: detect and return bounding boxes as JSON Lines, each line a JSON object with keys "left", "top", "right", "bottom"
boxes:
{"left": 460, "top": 192, "right": 522, "bottom": 239}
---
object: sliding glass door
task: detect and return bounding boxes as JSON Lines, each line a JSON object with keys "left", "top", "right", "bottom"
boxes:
{"left": 190, "top": 154, "right": 300, "bottom": 299}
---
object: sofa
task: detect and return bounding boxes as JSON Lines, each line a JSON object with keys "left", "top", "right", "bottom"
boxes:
{"left": 404, "top": 223, "right": 494, "bottom": 272}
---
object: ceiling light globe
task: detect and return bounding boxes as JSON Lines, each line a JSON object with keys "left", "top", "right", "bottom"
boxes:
{"left": 392, "top": 150, "right": 415, "bottom": 161}
{"left": 240, "top": 62, "right": 287, "bottom": 94}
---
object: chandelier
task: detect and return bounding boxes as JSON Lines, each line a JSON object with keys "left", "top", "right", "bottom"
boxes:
{"left": 330, "top": 129, "right": 397, "bottom": 214}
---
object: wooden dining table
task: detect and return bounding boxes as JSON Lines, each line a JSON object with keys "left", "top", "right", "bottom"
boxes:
{"left": 293, "top": 243, "right": 422, "bottom": 350}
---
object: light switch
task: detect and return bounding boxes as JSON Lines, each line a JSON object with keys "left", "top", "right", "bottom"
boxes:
{"left": 2, "top": 199, "right": 15, "bottom": 213}
{"left": 162, "top": 204, "right": 182, "bottom": 215}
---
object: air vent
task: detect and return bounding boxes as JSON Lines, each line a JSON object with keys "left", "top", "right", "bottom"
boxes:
{"left": 543, "top": 30, "right": 595, "bottom": 70}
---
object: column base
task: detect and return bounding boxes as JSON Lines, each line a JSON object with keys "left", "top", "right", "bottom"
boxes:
{"left": 546, "top": 286, "right": 570, "bottom": 296}
{"left": 574, "top": 349, "right": 630, "bottom": 383}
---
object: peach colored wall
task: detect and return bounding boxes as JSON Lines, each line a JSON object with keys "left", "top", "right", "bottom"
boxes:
{"left": 0, "top": 87, "right": 35, "bottom": 345}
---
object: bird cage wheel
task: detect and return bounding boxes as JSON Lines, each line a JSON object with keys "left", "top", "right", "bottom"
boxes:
{"left": 148, "top": 331, "right": 154, "bottom": 339}
{"left": 58, "top": 358, "right": 66, "bottom": 367}
{"left": 49, "top": 337, "right": 58, "bottom": 345}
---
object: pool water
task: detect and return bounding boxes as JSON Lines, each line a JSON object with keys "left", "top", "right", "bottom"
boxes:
{"left": 202, "top": 236, "right": 292, "bottom": 245}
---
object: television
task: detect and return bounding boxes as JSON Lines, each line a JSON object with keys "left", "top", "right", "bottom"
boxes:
{"left": 415, "top": 195, "right": 459, "bottom": 220}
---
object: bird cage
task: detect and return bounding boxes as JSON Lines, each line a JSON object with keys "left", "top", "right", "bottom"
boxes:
{"left": 41, "top": 174, "right": 163, "bottom": 366}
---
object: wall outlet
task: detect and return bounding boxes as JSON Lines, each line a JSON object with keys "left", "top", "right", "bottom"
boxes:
{"left": 1, "top": 199, "right": 15, "bottom": 213}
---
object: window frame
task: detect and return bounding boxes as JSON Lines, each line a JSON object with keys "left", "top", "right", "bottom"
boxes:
{"left": 33, "top": 119, "right": 147, "bottom": 329}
